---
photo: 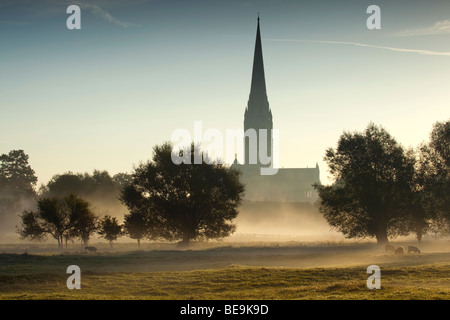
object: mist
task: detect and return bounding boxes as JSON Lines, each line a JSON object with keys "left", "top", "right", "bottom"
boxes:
{"left": 231, "top": 200, "right": 344, "bottom": 242}
{"left": 0, "top": 191, "right": 36, "bottom": 242}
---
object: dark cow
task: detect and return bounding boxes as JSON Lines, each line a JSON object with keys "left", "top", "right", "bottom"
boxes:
{"left": 407, "top": 246, "right": 421, "bottom": 254}
{"left": 395, "top": 246, "right": 404, "bottom": 255}
{"left": 85, "top": 246, "right": 98, "bottom": 253}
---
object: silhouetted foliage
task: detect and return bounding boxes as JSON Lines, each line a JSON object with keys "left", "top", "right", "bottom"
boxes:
{"left": 43, "top": 170, "right": 127, "bottom": 199}
{"left": 98, "top": 215, "right": 122, "bottom": 247}
{"left": 69, "top": 204, "right": 98, "bottom": 246}
{"left": 40, "top": 170, "right": 132, "bottom": 220}
{"left": 314, "top": 123, "right": 416, "bottom": 245}
{"left": 123, "top": 210, "right": 148, "bottom": 247}
{"left": 112, "top": 173, "right": 133, "bottom": 190}
{"left": 17, "top": 194, "right": 95, "bottom": 248}
{"left": 0, "top": 150, "right": 37, "bottom": 197}
{"left": 416, "top": 119, "right": 450, "bottom": 235}
{"left": 121, "top": 142, "right": 245, "bottom": 247}
{"left": 0, "top": 150, "right": 37, "bottom": 233}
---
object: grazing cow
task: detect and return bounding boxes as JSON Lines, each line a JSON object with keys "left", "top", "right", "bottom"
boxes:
{"left": 407, "top": 246, "right": 421, "bottom": 254}
{"left": 85, "top": 246, "right": 98, "bottom": 253}
{"left": 395, "top": 246, "right": 404, "bottom": 255}
{"left": 385, "top": 244, "right": 396, "bottom": 252}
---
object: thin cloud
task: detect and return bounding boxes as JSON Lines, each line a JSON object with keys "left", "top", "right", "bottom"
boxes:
{"left": 0, "top": 0, "right": 143, "bottom": 26}
{"left": 0, "top": 20, "right": 31, "bottom": 26}
{"left": 394, "top": 20, "right": 450, "bottom": 37}
{"left": 74, "top": 2, "right": 139, "bottom": 28}
{"left": 266, "top": 38, "right": 450, "bottom": 57}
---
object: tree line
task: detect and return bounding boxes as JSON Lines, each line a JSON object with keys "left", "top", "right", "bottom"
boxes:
{"left": 1, "top": 119, "right": 449, "bottom": 247}
{"left": 18, "top": 193, "right": 122, "bottom": 248}
{"left": 1, "top": 144, "right": 244, "bottom": 248}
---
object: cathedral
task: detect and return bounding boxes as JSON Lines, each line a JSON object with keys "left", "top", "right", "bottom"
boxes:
{"left": 232, "top": 17, "right": 321, "bottom": 203}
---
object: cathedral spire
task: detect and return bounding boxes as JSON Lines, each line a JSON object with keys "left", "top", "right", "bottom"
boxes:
{"left": 244, "top": 16, "right": 273, "bottom": 166}
{"left": 248, "top": 15, "right": 269, "bottom": 112}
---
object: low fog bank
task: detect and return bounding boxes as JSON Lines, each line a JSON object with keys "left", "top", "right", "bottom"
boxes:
{"left": 0, "top": 239, "right": 449, "bottom": 273}
{"left": 1, "top": 199, "right": 448, "bottom": 248}
{"left": 232, "top": 200, "right": 344, "bottom": 241}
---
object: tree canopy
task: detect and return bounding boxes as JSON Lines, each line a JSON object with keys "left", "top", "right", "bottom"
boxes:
{"left": 121, "top": 143, "right": 245, "bottom": 247}
{"left": 123, "top": 210, "right": 148, "bottom": 247}
{"left": 17, "top": 194, "right": 95, "bottom": 248}
{"left": 314, "top": 123, "right": 416, "bottom": 245}
{"left": 416, "top": 119, "right": 450, "bottom": 235}
{"left": 0, "top": 150, "right": 37, "bottom": 234}
{"left": 42, "top": 170, "right": 130, "bottom": 199}
{"left": 0, "top": 150, "right": 37, "bottom": 197}
{"left": 40, "top": 170, "right": 132, "bottom": 220}
{"left": 98, "top": 215, "right": 122, "bottom": 247}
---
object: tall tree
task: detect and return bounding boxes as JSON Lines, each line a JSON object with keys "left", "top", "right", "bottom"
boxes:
{"left": 0, "top": 150, "right": 37, "bottom": 197}
{"left": 121, "top": 143, "right": 245, "bottom": 247}
{"left": 416, "top": 119, "right": 450, "bottom": 235}
{"left": 0, "top": 150, "right": 38, "bottom": 233}
{"left": 314, "top": 123, "right": 416, "bottom": 245}
{"left": 98, "top": 215, "right": 122, "bottom": 247}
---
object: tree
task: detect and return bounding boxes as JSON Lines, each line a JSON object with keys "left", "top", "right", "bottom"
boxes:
{"left": 0, "top": 150, "right": 37, "bottom": 234}
{"left": 17, "top": 194, "right": 96, "bottom": 248}
{"left": 41, "top": 170, "right": 131, "bottom": 222}
{"left": 113, "top": 173, "right": 133, "bottom": 190}
{"left": 0, "top": 150, "right": 37, "bottom": 197}
{"left": 416, "top": 119, "right": 450, "bottom": 235}
{"left": 121, "top": 142, "right": 245, "bottom": 247}
{"left": 69, "top": 203, "right": 98, "bottom": 246}
{"left": 314, "top": 123, "right": 416, "bottom": 245}
{"left": 123, "top": 210, "right": 148, "bottom": 247}
{"left": 98, "top": 215, "right": 122, "bottom": 247}
{"left": 43, "top": 172, "right": 86, "bottom": 197}
{"left": 16, "top": 210, "right": 46, "bottom": 242}
{"left": 44, "top": 170, "right": 119, "bottom": 199}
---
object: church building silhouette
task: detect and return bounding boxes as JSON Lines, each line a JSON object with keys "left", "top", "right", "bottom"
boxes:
{"left": 232, "top": 17, "right": 320, "bottom": 203}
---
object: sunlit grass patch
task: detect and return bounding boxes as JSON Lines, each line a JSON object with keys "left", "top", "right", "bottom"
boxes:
{"left": 0, "top": 264, "right": 449, "bottom": 300}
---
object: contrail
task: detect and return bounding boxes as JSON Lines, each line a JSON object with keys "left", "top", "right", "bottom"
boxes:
{"left": 266, "top": 38, "right": 450, "bottom": 57}
{"left": 74, "top": 1, "right": 139, "bottom": 28}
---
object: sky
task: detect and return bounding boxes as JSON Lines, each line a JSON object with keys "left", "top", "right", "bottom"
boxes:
{"left": 1, "top": 0, "right": 449, "bottom": 187}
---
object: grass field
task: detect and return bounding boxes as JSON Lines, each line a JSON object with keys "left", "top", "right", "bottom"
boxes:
{"left": 0, "top": 241, "right": 449, "bottom": 300}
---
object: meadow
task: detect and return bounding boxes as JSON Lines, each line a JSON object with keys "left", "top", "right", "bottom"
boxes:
{"left": 0, "top": 240, "right": 449, "bottom": 300}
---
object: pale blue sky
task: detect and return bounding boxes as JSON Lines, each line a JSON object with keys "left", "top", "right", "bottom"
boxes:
{"left": 1, "top": 0, "right": 449, "bottom": 186}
